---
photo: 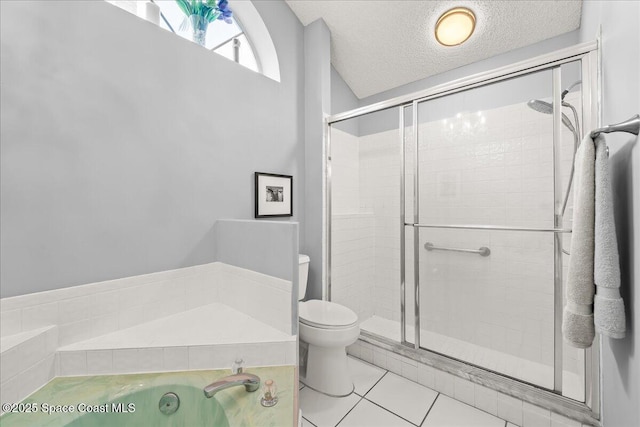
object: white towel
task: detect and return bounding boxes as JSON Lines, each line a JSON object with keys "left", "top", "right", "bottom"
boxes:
{"left": 594, "top": 139, "right": 625, "bottom": 338}
{"left": 562, "top": 135, "right": 596, "bottom": 348}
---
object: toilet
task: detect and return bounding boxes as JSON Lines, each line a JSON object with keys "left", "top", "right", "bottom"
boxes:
{"left": 298, "top": 254, "right": 360, "bottom": 397}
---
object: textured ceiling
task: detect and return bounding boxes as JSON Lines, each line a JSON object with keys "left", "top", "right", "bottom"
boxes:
{"left": 285, "top": 1, "right": 582, "bottom": 99}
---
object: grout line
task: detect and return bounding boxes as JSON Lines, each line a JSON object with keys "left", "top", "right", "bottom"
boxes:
{"left": 302, "top": 415, "right": 318, "bottom": 427}
{"left": 419, "top": 392, "right": 440, "bottom": 426}
{"left": 302, "top": 416, "right": 318, "bottom": 427}
{"left": 334, "top": 395, "right": 365, "bottom": 427}
{"left": 362, "top": 396, "right": 422, "bottom": 427}
{"left": 362, "top": 369, "right": 389, "bottom": 398}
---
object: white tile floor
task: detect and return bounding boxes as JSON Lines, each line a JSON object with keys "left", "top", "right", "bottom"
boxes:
{"left": 300, "top": 357, "right": 511, "bottom": 427}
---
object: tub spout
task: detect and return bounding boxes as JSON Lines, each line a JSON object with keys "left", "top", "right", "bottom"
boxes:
{"left": 203, "top": 373, "right": 260, "bottom": 398}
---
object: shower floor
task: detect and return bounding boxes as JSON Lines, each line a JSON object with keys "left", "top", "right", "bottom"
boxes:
{"left": 359, "top": 315, "right": 582, "bottom": 399}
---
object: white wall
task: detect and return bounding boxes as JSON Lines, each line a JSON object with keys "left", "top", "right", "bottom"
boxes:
{"left": 0, "top": 0, "right": 305, "bottom": 297}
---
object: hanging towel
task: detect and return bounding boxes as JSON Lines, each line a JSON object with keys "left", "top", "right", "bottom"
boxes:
{"left": 594, "top": 139, "right": 626, "bottom": 338}
{"left": 563, "top": 134, "right": 596, "bottom": 348}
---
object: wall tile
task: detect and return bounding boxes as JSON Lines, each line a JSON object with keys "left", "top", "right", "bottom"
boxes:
{"left": 18, "top": 333, "right": 48, "bottom": 372}
{"left": 22, "top": 302, "right": 58, "bottom": 331}
{"left": 434, "top": 369, "right": 455, "bottom": 397}
{"left": 523, "top": 402, "right": 551, "bottom": 427}
{"left": 19, "top": 357, "right": 51, "bottom": 401}
{"left": 58, "top": 296, "right": 90, "bottom": 324}
{"left": 112, "top": 349, "right": 140, "bottom": 373}
{"left": 0, "top": 309, "right": 21, "bottom": 336}
{"left": 59, "top": 351, "right": 87, "bottom": 376}
{"left": 498, "top": 392, "right": 524, "bottom": 426}
{"left": 454, "top": 376, "right": 475, "bottom": 406}
{"left": 550, "top": 412, "right": 581, "bottom": 427}
{"left": 1, "top": 376, "right": 20, "bottom": 411}
{"left": 417, "top": 363, "right": 436, "bottom": 390}
{"left": 474, "top": 383, "right": 498, "bottom": 416}
{"left": 386, "top": 354, "right": 402, "bottom": 375}
{"left": 0, "top": 347, "right": 20, "bottom": 382}
{"left": 86, "top": 350, "right": 113, "bottom": 375}
{"left": 372, "top": 349, "right": 387, "bottom": 369}
{"left": 138, "top": 348, "right": 164, "bottom": 372}
{"left": 401, "top": 361, "right": 418, "bottom": 382}
{"left": 188, "top": 345, "right": 216, "bottom": 370}
{"left": 359, "top": 344, "right": 374, "bottom": 364}
{"left": 163, "top": 347, "right": 188, "bottom": 371}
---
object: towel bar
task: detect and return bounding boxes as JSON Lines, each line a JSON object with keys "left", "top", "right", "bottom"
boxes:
{"left": 424, "top": 242, "right": 491, "bottom": 257}
{"left": 590, "top": 114, "right": 639, "bottom": 138}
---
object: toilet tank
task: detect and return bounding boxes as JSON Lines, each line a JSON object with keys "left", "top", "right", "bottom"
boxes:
{"left": 298, "top": 254, "right": 310, "bottom": 301}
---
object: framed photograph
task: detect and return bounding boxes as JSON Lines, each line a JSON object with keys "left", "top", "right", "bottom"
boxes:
{"left": 255, "top": 172, "right": 293, "bottom": 218}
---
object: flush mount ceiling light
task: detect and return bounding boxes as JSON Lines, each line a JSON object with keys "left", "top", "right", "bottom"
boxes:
{"left": 435, "top": 7, "right": 476, "bottom": 46}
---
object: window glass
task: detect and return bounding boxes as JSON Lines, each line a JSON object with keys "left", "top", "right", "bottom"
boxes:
{"left": 106, "top": 1, "right": 259, "bottom": 73}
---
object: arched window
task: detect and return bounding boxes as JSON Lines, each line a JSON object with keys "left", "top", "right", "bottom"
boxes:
{"left": 154, "top": 0, "right": 258, "bottom": 72}
{"left": 106, "top": 0, "right": 278, "bottom": 78}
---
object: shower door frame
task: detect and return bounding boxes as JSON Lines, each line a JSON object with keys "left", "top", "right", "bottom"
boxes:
{"left": 325, "top": 40, "right": 601, "bottom": 424}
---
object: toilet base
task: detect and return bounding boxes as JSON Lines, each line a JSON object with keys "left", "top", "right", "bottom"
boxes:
{"left": 303, "top": 344, "right": 354, "bottom": 397}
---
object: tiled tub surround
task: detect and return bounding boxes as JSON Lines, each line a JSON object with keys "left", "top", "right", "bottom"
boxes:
{"left": 330, "top": 93, "right": 584, "bottom": 395}
{"left": 1, "top": 366, "right": 296, "bottom": 427}
{"left": 0, "top": 262, "right": 295, "bottom": 409}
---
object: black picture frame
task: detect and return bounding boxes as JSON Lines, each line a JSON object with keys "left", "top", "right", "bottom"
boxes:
{"left": 254, "top": 172, "right": 293, "bottom": 218}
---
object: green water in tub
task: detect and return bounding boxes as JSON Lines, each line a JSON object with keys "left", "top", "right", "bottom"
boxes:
{"left": 65, "top": 384, "right": 230, "bottom": 427}
{"left": 0, "top": 367, "right": 295, "bottom": 427}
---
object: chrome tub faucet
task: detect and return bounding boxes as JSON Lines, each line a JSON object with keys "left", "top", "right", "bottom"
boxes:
{"left": 203, "top": 373, "right": 261, "bottom": 398}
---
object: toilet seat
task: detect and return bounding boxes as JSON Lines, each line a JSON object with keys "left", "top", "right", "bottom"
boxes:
{"left": 299, "top": 300, "right": 358, "bottom": 329}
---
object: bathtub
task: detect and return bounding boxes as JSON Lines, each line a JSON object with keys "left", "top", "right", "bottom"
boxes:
{"left": 1, "top": 261, "right": 297, "bottom": 407}
{"left": 0, "top": 366, "right": 295, "bottom": 426}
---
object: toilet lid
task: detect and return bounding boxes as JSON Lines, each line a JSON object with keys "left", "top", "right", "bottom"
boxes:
{"left": 299, "top": 300, "right": 358, "bottom": 328}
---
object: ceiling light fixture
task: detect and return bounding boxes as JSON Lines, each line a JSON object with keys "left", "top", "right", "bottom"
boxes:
{"left": 435, "top": 7, "right": 476, "bottom": 47}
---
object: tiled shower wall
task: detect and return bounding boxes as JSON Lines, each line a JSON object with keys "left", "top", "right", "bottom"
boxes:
{"left": 360, "top": 130, "right": 402, "bottom": 322}
{"left": 331, "top": 127, "right": 401, "bottom": 323}
{"left": 330, "top": 92, "right": 581, "bottom": 376}
{"left": 330, "top": 129, "right": 374, "bottom": 321}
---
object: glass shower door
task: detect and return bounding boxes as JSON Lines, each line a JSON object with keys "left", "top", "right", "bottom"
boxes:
{"left": 411, "top": 69, "right": 565, "bottom": 391}
{"left": 329, "top": 106, "right": 405, "bottom": 344}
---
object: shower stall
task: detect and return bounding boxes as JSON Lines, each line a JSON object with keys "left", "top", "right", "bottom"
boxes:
{"left": 326, "top": 42, "right": 600, "bottom": 420}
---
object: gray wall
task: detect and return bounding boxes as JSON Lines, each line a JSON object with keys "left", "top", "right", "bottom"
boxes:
{"left": 214, "top": 219, "right": 299, "bottom": 334}
{"left": 358, "top": 31, "right": 581, "bottom": 106}
{"left": 214, "top": 220, "right": 298, "bottom": 282}
{"left": 0, "top": 0, "right": 305, "bottom": 297}
{"left": 302, "top": 19, "right": 331, "bottom": 301}
{"left": 355, "top": 31, "right": 582, "bottom": 137}
{"left": 330, "top": 66, "right": 359, "bottom": 136}
{"left": 579, "top": 2, "right": 640, "bottom": 425}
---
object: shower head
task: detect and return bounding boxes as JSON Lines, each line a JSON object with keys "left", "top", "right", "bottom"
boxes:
{"left": 527, "top": 99, "right": 554, "bottom": 114}
{"left": 526, "top": 100, "right": 576, "bottom": 133}
{"left": 562, "top": 80, "right": 582, "bottom": 100}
